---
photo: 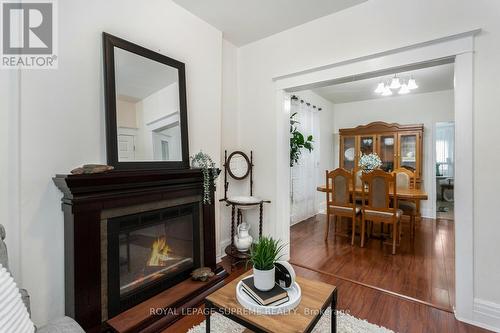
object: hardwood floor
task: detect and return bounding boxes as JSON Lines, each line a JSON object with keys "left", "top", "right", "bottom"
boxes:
{"left": 291, "top": 214, "right": 456, "bottom": 311}
{"left": 163, "top": 216, "right": 490, "bottom": 332}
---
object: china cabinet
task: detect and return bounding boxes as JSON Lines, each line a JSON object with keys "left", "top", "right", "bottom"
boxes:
{"left": 339, "top": 122, "right": 423, "bottom": 181}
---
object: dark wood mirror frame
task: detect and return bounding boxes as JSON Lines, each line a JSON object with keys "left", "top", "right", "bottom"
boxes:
{"left": 103, "top": 32, "right": 189, "bottom": 170}
{"left": 226, "top": 151, "right": 251, "bottom": 180}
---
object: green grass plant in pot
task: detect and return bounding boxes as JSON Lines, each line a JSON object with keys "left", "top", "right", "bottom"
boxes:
{"left": 248, "top": 237, "right": 285, "bottom": 291}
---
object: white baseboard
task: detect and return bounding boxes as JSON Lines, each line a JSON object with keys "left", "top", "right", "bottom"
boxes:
{"left": 471, "top": 299, "right": 500, "bottom": 332}
{"left": 318, "top": 201, "right": 326, "bottom": 215}
{"left": 217, "top": 238, "right": 231, "bottom": 262}
{"left": 456, "top": 299, "right": 500, "bottom": 332}
{"left": 420, "top": 207, "right": 435, "bottom": 219}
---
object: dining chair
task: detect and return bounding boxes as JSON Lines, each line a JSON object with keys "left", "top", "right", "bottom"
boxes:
{"left": 325, "top": 168, "right": 361, "bottom": 245}
{"left": 392, "top": 167, "right": 418, "bottom": 238}
{"left": 360, "top": 170, "right": 402, "bottom": 254}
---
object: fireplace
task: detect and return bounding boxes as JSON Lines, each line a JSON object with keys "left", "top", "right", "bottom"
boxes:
{"left": 53, "top": 169, "right": 227, "bottom": 332}
{"left": 106, "top": 203, "right": 201, "bottom": 317}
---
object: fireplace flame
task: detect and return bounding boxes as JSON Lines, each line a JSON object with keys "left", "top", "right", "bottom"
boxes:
{"left": 147, "top": 237, "right": 172, "bottom": 266}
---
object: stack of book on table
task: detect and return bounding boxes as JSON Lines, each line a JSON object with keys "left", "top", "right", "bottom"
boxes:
{"left": 241, "top": 276, "right": 289, "bottom": 306}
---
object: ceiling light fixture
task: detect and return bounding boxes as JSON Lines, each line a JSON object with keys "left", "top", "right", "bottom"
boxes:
{"left": 389, "top": 75, "right": 401, "bottom": 89}
{"left": 374, "top": 82, "right": 385, "bottom": 94}
{"left": 407, "top": 77, "right": 418, "bottom": 90}
{"left": 375, "top": 74, "right": 418, "bottom": 96}
{"left": 381, "top": 86, "right": 393, "bottom": 96}
{"left": 398, "top": 83, "right": 410, "bottom": 95}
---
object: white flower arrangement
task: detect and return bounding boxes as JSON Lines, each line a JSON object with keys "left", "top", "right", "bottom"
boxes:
{"left": 358, "top": 153, "right": 382, "bottom": 172}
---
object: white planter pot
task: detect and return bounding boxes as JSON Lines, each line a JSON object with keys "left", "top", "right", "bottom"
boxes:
{"left": 253, "top": 266, "right": 275, "bottom": 291}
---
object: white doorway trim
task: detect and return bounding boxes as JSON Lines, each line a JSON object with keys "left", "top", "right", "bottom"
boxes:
{"left": 272, "top": 29, "right": 480, "bottom": 327}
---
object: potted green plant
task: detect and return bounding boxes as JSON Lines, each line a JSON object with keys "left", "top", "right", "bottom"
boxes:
{"left": 290, "top": 112, "right": 314, "bottom": 167}
{"left": 248, "top": 237, "right": 285, "bottom": 291}
{"left": 190, "top": 151, "right": 219, "bottom": 204}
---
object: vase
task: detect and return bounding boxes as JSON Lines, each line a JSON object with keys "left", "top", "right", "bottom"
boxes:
{"left": 253, "top": 266, "right": 275, "bottom": 291}
{"left": 234, "top": 221, "right": 253, "bottom": 252}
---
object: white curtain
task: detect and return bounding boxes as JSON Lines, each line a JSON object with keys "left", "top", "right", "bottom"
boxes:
{"left": 435, "top": 122, "right": 454, "bottom": 177}
{"left": 290, "top": 98, "right": 321, "bottom": 225}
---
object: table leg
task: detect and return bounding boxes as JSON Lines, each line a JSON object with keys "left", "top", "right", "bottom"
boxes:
{"left": 331, "top": 289, "right": 338, "bottom": 333}
{"left": 205, "top": 300, "right": 212, "bottom": 333}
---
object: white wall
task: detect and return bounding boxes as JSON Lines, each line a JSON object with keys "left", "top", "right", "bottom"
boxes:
{"left": 0, "top": 70, "right": 20, "bottom": 281}
{"left": 116, "top": 99, "right": 137, "bottom": 128}
{"left": 136, "top": 83, "right": 182, "bottom": 160}
{"left": 332, "top": 90, "right": 454, "bottom": 218}
{"left": 13, "top": 0, "right": 222, "bottom": 326}
{"left": 236, "top": 0, "right": 500, "bottom": 326}
{"left": 141, "top": 82, "right": 180, "bottom": 124}
{"left": 218, "top": 39, "right": 241, "bottom": 253}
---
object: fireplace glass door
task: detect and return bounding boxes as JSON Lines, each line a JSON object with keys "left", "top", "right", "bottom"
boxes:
{"left": 119, "top": 216, "right": 194, "bottom": 295}
{"left": 107, "top": 203, "right": 200, "bottom": 316}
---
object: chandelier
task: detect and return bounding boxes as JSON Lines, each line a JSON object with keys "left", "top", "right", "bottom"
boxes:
{"left": 374, "top": 74, "right": 418, "bottom": 96}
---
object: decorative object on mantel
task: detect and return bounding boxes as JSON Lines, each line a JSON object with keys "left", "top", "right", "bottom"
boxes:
{"left": 248, "top": 237, "right": 285, "bottom": 291}
{"left": 290, "top": 111, "right": 314, "bottom": 167}
{"left": 191, "top": 267, "right": 215, "bottom": 282}
{"left": 190, "top": 151, "right": 219, "bottom": 204}
{"left": 220, "top": 150, "right": 271, "bottom": 267}
{"left": 70, "top": 164, "right": 114, "bottom": 175}
{"left": 358, "top": 153, "right": 382, "bottom": 173}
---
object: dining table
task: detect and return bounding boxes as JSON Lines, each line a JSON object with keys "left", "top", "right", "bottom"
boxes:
{"left": 317, "top": 184, "right": 428, "bottom": 238}
{"left": 316, "top": 185, "right": 428, "bottom": 201}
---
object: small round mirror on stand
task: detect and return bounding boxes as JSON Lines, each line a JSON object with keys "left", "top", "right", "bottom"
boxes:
{"left": 227, "top": 151, "right": 251, "bottom": 180}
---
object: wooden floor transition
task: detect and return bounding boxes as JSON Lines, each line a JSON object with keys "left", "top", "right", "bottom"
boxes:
{"left": 164, "top": 216, "right": 490, "bottom": 332}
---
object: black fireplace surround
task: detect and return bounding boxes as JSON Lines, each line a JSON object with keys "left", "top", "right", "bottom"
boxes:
{"left": 107, "top": 203, "right": 201, "bottom": 317}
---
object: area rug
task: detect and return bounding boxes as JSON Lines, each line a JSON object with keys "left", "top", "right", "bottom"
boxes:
{"left": 187, "top": 308, "right": 394, "bottom": 333}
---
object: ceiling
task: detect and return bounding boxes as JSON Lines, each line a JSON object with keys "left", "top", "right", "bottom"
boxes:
{"left": 115, "top": 47, "right": 179, "bottom": 101}
{"left": 172, "top": 0, "right": 367, "bottom": 46}
{"left": 312, "top": 63, "right": 455, "bottom": 104}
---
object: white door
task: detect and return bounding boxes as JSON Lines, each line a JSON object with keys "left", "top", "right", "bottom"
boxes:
{"left": 118, "top": 134, "right": 135, "bottom": 161}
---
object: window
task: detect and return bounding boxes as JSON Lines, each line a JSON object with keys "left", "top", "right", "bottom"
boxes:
{"left": 435, "top": 122, "right": 454, "bottom": 177}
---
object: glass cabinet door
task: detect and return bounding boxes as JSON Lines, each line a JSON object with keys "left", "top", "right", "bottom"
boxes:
{"left": 341, "top": 136, "right": 356, "bottom": 171}
{"left": 378, "top": 134, "right": 396, "bottom": 172}
{"left": 398, "top": 133, "right": 418, "bottom": 173}
{"left": 359, "top": 135, "right": 375, "bottom": 155}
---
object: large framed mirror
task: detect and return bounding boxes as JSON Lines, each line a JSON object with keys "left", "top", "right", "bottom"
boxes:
{"left": 103, "top": 32, "right": 189, "bottom": 169}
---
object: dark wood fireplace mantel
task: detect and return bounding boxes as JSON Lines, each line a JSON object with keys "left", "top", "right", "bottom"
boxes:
{"left": 54, "top": 168, "right": 225, "bottom": 332}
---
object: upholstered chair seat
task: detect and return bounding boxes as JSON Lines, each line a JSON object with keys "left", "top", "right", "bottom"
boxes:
{"left": 329, "top": 205, "right": 361, "bottom": 215}
{"left": 36, "top": 317, "right": 85, "bottom": 333}
{"left": 398, "top": 200, "right": 417, "bottom": 214}
{"left": 364, "top": 208, "right": 403, "bottom": 219}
